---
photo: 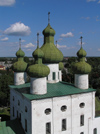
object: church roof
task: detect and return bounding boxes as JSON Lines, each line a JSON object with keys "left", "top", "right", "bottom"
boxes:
{"left": 0, "top": 119, "right": 25, "bottom": 134}
{"left": 9, "top": 81, "right": 96, "bottom": 101}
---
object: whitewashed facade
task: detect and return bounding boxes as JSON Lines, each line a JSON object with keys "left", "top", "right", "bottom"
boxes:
{"left": 46, "top": 64, "right": 62, "bottom": 83}
{"left": 14, "top": 72, "right": 27, "bottom": 85}
{"left": 10, "top": 88, "right": 100, "bottom": 134}
{"left": 75, "top": 74, "right": 89, "bottom": 89}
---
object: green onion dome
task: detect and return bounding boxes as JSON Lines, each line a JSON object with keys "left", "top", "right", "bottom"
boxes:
{"left": 16, "top": 48, "right": 25, "bottom": 57}
{"left": 73, "top": 47, "right": 91, "bottom": 74}
{"left": 12, "top": 48, "right": 27, "bottom": 72}
{"left": 77, "top": 47, "right": 87, "bottom": 58}
{"left": 43, "top": 24, "right": 55, "bottom": 36}
{"left": 32, "top": 46, "right": 44, "bottom": 58}
{"left": 27, "top": 46, "right": 50, "bottom": 78}
{"left": 59, "top": 62, "right": 64, "bottom": 70}
{"left": 41, "top": 24, "right": 63, "bottom": 63}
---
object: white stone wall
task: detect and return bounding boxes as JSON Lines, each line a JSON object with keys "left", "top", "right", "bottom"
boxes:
{"left": 30, "top": 77, "right": 47, "bottom": 95}
{"left": 75, "top": 74, "right": 89, "bottom": 89}
{"left": 59, "top": 70, "right": 62, "bottom": 81}
{"left": 31, "top": 92, "right": 97, "bottom": 134}
{"left": 10, "top": 89, "right": 32, "bottom": 134}
{"left": 10, "top": 87, "right": 100, "bottom": 134}
{"left": 46, "top": 64, "right": 60, "bottom": 83}
{"left": 14, "top": 72, "right": 27, "bottom": 85}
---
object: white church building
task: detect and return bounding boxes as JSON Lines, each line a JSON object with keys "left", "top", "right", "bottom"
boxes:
{"left": 0, "top": 13, "right": 100, "bottom": 134}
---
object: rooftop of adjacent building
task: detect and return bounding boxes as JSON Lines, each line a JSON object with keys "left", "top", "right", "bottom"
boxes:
{"left": 9, "top": 81, "right": 96, "bottom": 101}
{"left": 0, "top": 119, "right": 25, "bottom": 134}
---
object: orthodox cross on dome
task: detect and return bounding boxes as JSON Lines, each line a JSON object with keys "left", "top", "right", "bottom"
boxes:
{"left": 80, "top": 36, "right": 83, "bottom": 48}
{"left": 56, "top": 40, "right": 57, "bottom": 48}
{"left": 48, "top": 12, "right": 50, "bottom": 24}
{"left": 19, "top": 38, "right": 21, "bottom": 49}
{"left": 37, "top": 32, "right": 39, "bottom": 48}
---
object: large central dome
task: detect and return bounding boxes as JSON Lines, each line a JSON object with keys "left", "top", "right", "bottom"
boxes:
{"left": 40, "top": 14, "right": 63, "bottom": 63}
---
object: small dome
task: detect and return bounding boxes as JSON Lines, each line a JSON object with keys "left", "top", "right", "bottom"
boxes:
{"left": 43, "top": 24, "right": 55, "bottom": 36}
{"left": 27, "top": 46, "right": 50, "bottom": 78}
{"left": 59, "top": 62, "right": 64, "bottom": 70}
{"left": 16, "top": 48, "right": 25, "bottom": 57}
{"left": 73, "top": 62, "right": 91, "bottom": 74}
{"left": 13, "top": 61, "right": 27, "bottom": 72}
{"left": 13, "top": 47, "right": 27, "bottom": 72}
{"left": 27, "top": 64, "right": 50, "bottom": 78}
{"left": 32, "top": 46, "right": 44, "bottom": 58}
{"left": 73, "top": 47, "right": 91, "bottom": 74}
{"left": 77, "top": 47, "right": 87, "bottom": 58}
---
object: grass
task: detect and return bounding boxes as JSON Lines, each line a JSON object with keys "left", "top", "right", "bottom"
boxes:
{"left": 95, "top": 97, "right": 100, "bottom": 117}
{"left": 0, "top": 107, "right": 10, "bottom": 121}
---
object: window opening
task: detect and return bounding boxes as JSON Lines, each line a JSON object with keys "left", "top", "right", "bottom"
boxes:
{"left": 80, "top": 115, "right": 84, "bottom": 126}
{"left": 80, "top": 103, "right": 85, "bottom": 108}
{"left": 46, "top": 122, "right": 51, "bottom": 134}
{"left": 25, "top": 106, "right": 27, "bottom": 112}
{"left": 25, "top": 119, "right": 27, "bottom": 132}
{"left": 19, "top": 113, "right": 21, "bottom": 121}
{"left": 61, "top": 105, "right": 67, "bottom": 112}
{"left": 52, "top": 72, "right": 56, "bottom": 80}
{"left": 94, "top": 128, "right": 97, "bottom": 134}
{"left": 62, "top": 119, "right": 66, "bottom": 131}
{"left": 45, "top": 108, "right": 51, "bottom": 115}
{"left": 18, "top": 100, "right": 20, "bottom": 106}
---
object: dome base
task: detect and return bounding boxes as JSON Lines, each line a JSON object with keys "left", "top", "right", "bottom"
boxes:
{"left": 14, "top": 72, "right": 27, "bottom": 85}
{"left": 30, "top": 77, "right": 47, "bottom": 95}
{"left": 74, "top": 74, "right": 89, "bottom": 89}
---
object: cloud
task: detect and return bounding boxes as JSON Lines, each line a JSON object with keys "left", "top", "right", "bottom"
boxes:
{"left": 4, "top": 22, "right": 31, "bottom": 36}
{"left": 96, "top": 16, "right": 100, "bottom": 21}
{"left": 81, "top": 17, "right": 90, "bottom": 20}
{"left": 56, "top": 44, "right": 67, "bottom": 48}
{"left": 0, "top": 0, "right": 15, "bottom": 6}
{"left": 98, "top": 48, "right": 100, "bottom": 51}
{"left": 0, "top": 35, "right": 5, "bottom": 38}
{"left": 78, "top": 41, "right": 85, "bottom": 45}
{"left": 87, "top": 0, "right": 96, "bottom": 2}
{"left": 1, "top": 37, "right": 8, "bottom": 41}
{"left": 60, "top": 32, "right": 74, "bottom": 38}
{"left": 98, "top": 0, "right": 100, "bottom": 3}
{"left": 57, "top": 38, "right": 63, "bottom": 42}
{"left": 79, "top": 32, "right": 83, "bottom": 34}
{"left": 27, "top": 49, "right": 31, "bottom": 51}
{"left": 24, "top": 43, "right": 35, "bottom": 48}
{"left": 56, "top": 44, "right": 75, "bottom": 50}
{"left": 21, "top": 40, "right": 26, "bottom": 42}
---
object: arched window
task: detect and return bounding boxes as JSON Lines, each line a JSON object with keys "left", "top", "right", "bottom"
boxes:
{"left": 94, "top": 128, "right": 97, "bottom": 134}
{"left": 61, "top": 105, "right": 67, "bottom": 112}
{"left": 52, "top": 72, "right": 56, "bottom": 80}
{"left": 79, "top": 103, "right": 85, "bottom": 108}
{"left": 25, "top": 106, "right": 27, "bottom": 112}
{"left": 45, "top": 108, "right": 51, "bottom": 115}
{"left": 18, "top": 100, "right": 20, "bottom": 106}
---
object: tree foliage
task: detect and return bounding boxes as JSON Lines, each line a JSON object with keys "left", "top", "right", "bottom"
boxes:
{"left": 63, "top": 57, "right": 100, "bottom": 97}
{"left": 0, "top": 70, "right": 14, "bottom": 106}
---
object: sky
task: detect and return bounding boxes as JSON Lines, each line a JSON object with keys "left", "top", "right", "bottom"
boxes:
{"left": 0, "top": 0, "right": 100, "bottom": 57}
